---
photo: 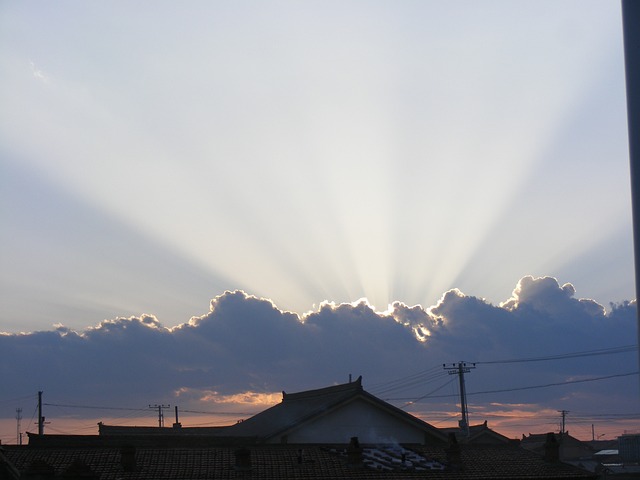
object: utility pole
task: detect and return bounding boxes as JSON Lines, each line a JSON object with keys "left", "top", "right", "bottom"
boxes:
{"left": 16, "top": 408, "right": 22, "bottom": 445}
{"left": 443, "top": 361, "right": 476, "bottom": 436}
{"left": 149, "top": 404, "right": 170, "bottom": 428}
{"left": 621, "top": 0, "right": 640, "bottom": 392}
{"left": 558, "top": 410, "right": 569, "bottom": 437}
{"left": 38, "top": 391, "right": 44, "bottom": 436}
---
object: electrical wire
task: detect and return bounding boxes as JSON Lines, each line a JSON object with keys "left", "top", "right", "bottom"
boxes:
{"left": 475, "top": 345, "right": 638, "bottom": 365}
{"left": 180, "top": 409, "right": 257, "bottom": 416}
{"left": 465, "top": 371, "right": 639, "bottom": 397}
{"left": 43, "top": 403, "right": 149, "bottom": 412}
{"left": 399, "top": 377, "right": 457, "bottom": 409}
{"left": 368, "top": 365, "right": 443, "bottom": 391}
{"left": 368, "top": 368, "right": 451, "bottom": 396}
{"left": 386, "top": 371, "right": 639, "bottom": 402}
{"left": 0, "top": 393, "right": 37, "bottom": 407}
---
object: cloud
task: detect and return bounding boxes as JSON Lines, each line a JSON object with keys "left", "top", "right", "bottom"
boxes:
{"left": 500, "top": 275, "right": 606, "bottom": 318}
{"left": 0, "top": 277, "right": 636, "bottom": 434}
{"left": 29, "top": 60, "right": 49, "bottom": 83}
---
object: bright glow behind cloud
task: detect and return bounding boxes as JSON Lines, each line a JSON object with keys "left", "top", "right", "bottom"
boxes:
{"left": 0, "top": 1, "right": 633, "bottom": 329}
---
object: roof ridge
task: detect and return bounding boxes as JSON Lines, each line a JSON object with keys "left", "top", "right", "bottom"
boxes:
{"left": 283, "top": 376, "right": 363, "bottom": 401}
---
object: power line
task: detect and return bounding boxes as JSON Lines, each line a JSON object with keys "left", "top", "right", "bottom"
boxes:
{"left": 572, "top": 412, "right": 640, "bottom": 419}
{"left": 44, "top": 403, "right": 149, "bottom": 412}
{"left": 180, "top": 409, "right": 257, "bottom": 416}
{"left": 370, "top": 345, "right": 636, "bottom": 398}
{"left": 0, "top": 393, "right": 37, "bottom": 407}
{"left": 43, "top": 402, "right": 257, "bottom": 417}
{"left": 475, "top": 345, "right": 638, "bottom": 365}
{"left": 398, "top": 377, "right": 457, "bottom": 408}
{"left": 466, "top": 371, "right": 639, "bottom": 397}
{"left": 368, "top": 366, "right": 448, "bottom": 396}
{"left": 387, "top": 371, "right": 639, "bottom": 401}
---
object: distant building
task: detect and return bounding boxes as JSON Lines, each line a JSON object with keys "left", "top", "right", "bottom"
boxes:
{"left": 618, "top": 433, "right": 640, "bottom": 463}
{"left": 439, "top": 420, "right": 513, "bottom": 445}
{"left": 0, "top": 378, "right": 597, "bottom": 479}
{"left": 521, "top": 432, "right": 596, "bottom": 463}
{"left": 100, "top": 376, "right": 446, "bottom": 445}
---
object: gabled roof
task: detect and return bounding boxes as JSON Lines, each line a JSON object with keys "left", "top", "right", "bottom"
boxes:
{"left": 440, "top": 421, "right": 513, "bottom": 444}
{"left": 225, "top": 376, "right": 447, "bottom": 444}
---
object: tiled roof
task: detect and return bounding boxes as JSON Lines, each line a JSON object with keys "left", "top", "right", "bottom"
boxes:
{"left": 2, "top": 442, "right": 596, "bottom": 479}
{"left": 227, "top": 379, "right": 366, "bottom": 439}
{"left": 440, "top": 421, "right": 512, "bottom": 444}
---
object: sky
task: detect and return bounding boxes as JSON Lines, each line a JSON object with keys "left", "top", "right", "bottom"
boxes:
{"left": 0, "top": 1, "right": 638, "bottom": 442}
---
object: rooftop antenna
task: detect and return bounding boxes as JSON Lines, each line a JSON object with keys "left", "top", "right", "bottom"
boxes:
{"left": 443, "top": 362, "right": 476, "bottom": 437}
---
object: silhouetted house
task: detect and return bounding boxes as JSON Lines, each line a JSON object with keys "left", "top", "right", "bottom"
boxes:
{"left": 521, "top": 432, "right": 605, "bottom": 473}
{"left": 223, "top": 376, "right": 447, "bottom": 444}
{"left": 2, "top": 379, "right": 596, "bottom": 478}
{"left": 99, "top": 377, "right": 447, "bottom": 445}
{"left": 440, "top": 420, "right": 513, "bottom": 444}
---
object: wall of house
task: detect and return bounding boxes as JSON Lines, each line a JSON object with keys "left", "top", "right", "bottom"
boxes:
{"left": 272, "top": 398, "right": 428, "bottom": 444}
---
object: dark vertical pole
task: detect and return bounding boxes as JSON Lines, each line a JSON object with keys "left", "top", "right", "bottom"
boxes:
{"left": 622, "top": 0, "right": 640, "bottom": 381}
{"left": 444, "top": 362, "right": 475, "bottom": 437}
{"left": 37, "top": 391, "right": 43, "bottom": 436}
{"left": 458, "top": 363, "right": 469, "bottom": 437}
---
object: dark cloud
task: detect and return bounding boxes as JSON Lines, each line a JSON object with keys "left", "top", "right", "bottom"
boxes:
{"left": 1, "top": 277, "right": 636, "bottom": 428}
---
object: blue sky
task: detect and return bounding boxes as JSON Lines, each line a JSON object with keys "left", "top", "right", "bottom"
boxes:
{"left": 0, "top": 1, "right": 637, "bottom": 441}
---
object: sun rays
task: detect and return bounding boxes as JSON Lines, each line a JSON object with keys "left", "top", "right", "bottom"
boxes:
{"left": 0, "top": 1, "right": 633, "bottom": 330}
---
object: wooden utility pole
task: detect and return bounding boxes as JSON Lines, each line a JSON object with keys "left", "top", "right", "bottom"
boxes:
{"left": 558, "top": 410, "right": 569, "bottom": 437}
{"left": 149, "top": 404, "right": 170, "bottom": 427}
{"left": 15, "top": 408, "right": 22, "bottom": 445}
{"left": 38, "top": 391, "right": 44, "bottom": 436}
{"left": 443, "top": 362, "right": 476, "bottom": 436}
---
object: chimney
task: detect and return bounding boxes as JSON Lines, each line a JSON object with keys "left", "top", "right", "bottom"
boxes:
{"left": 346, "top": 436, "right": 363, "bottom": 468}
{"left": 544, "top": 432, "right": 560, "bottom": 463}
{"left": 120, "top": 445, "right": 137, "bottom": 472}
{"left": 173, "top": 406, "right": 182, "bottom": 429}
{"left": 445, "top": 433, "right": 462, "bottom": 470}
{"left": 234, "top": 447, "right": 251, "bottom": 471}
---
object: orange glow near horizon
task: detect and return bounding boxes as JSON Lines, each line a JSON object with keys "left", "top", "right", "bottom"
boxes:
{"left": 2, "top": 409, "right": 639, "bottom": 446}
